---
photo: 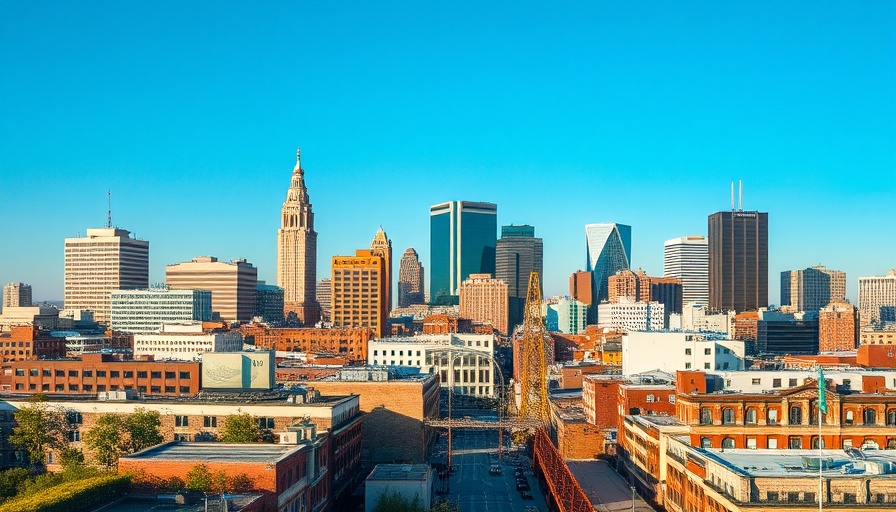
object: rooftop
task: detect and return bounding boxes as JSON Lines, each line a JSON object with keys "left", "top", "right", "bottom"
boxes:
{"left": 702, "top": 448, "right": 896, "bottom": 478}
{"left": 629, "top": 414, "right": 685, "bottom": 428}
{"left": 367, "top": 464, "right": 432, "bottom": 482}
{"left": 122, "top": 442, "right": 302, "bottom": 464}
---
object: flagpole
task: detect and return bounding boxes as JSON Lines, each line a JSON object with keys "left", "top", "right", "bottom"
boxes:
{"left": 818, "top": 365, "right": 825, "bottom": 512}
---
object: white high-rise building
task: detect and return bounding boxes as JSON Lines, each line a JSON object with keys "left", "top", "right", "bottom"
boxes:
{"left": 64, "top": 228, "right": 149, "bottom": 326}
{"left": 597, "top": 299, "right": 665, "bottom": 332}
{"left": 110, "top": 289, "right": 212, "bottom": 334}
{"left": 859, "top": 269, "right": 896, "bottom": 327}
{"left": 2, "top": 283, "right": 32, "bottom": 310}
{"left": 664, "top": 236, "right": 709, "bottom": 306}
{"left": 133, "top": 322, "right": 242, "bottom": 361}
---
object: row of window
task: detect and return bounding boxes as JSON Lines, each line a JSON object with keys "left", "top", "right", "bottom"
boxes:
{"left": 14, "top": 383, "right": 191, "bottom": 393}
{"left": 702, "top": 436, "right": 896, "bottom": 451}
{"left": 14, "top": 369, "right": 192, "bottom": 379}
{"left": 173, "top": 416, "right": 276, "bottom": 428}
{"left": 699, "top": 406, "right": 896, "bottom": 426}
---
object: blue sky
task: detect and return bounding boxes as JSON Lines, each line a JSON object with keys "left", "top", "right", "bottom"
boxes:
{"left": 1, "top": 1, "right": 894, "bottom": 304}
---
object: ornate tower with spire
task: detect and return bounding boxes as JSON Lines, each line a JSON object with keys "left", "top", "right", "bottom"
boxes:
{"left": 278, "top": 149, "right": 321, "bottom": 324}
{"left": 369, "top": 228, "right": 393, "bottom": 312}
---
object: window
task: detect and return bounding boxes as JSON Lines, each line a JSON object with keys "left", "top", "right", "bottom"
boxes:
{"left": 69, "top": 384, "right": 79, "bottom": 391}
{"left": 14, "top": 369, "right": 23, "bottom": 377}
{"left": 668, "top": 395, "right": 675, "bottom": 404}
{"left": 83, "top": 385, "right": 92, "bottom": 392}
{"left": 180, "top": 386, "right": 190, "bottom": 393}
{"left": 789, "top": 378, "right": 798, "bottom": 387}
{"left": 787, "top": 492, "right": 799, "bottom": 503}
{"left": 175, "top": 416, "right": 189, "bottom": 427}
{"left": 745, "top": 408, "right": 757, "bottom": 425}
{"left": 845, "top": 410, "right": 854, "bottom": 425}
{"left": 704, "top": 362, "right": 710, "bottom": 369}
{"left": 768, "top": 409, "right": 778, "bottom": 425}
{"left": 811, "top": 436, "right": 824, "bottom": 449}
{"left": 704, "top": 348, "right": 711, "bottom": 355}
{"left": 68, "top": 370, "right": 78, "bottom": 377}
{"left": 97, "top": 384, "right": 106, "bottom": 392}
{"left": 123, "top": 371, "right": 133, "bottom": 379}
{"left": 804, "top": 492, "right": 815, "bottom": 503}
{"left": 68, "top": 430, "right": 80, "bottom": 442}
{"left": 151, "top": 371, "right": 161, "bottom": 379}
{"left": 137, "top": 371, "right": 147, "bottom": 379}
{"left": 179, "top": 372, "right": 190, "bottom": 379}
{"left": 751, "top": 378, "right": 761, "bottom": 385}
{"left": 746, "top": 437, "right": 757, "bottom": 449}
{"left": 772, "top": 378, "right": 781, "bottom": 388}
{"left": 258, "top": 417, "right": 275, "bottom": 429}
{"left": 83, "top": 370, "right": 92, "bottom": 378}
{"left": 67, "top": 411, "right": 83, "bottom": 424}
{"left": 722, "top": 408, "right": 735, "bottom": 425}
{"left": 700, "top": 408, "right": 713, "bottom": 425}
{"left": 789, "top": 406, "right": 802, "bottom": 425}
{"left": 110, "top": 371, "right": 119, "bottom": 378}
{"left": 165, "top": 372, "right": 176, "bottom": 379}
{"left": 55, "top": 370, "right": 64, "bottom": 377}
{"left": 204, "top": 416, "right": 217, "bottom": 428}
{"left": 41, "top": 369, "right": 50, "bottom": 377}
{"left": 722, "top": 438, "right": 735, "bottom": 449}
{"left": 864, "top": 408, "right": 877, "bottom": 425}
{"left": 151, "top": 386, "right": 160, "bottom": 393}
{"left": 887, "top": 410, "right": 896, "bottom": 426}
{"left": 96, "top": 370, "right": 106, "bottom": 377}
{"left": 701, "top": 438, "right": 711, "bottom": 448}
{"left": 768, "top": 438, "right": 777, "bottom": 449}
{"left": 685, "top": 363, "right": 691, "bottom": 369}
{"left": 767, "top": 491, "right": 779, "bottom": 502}
{"left": 685, "top": 348, "right": 691, "bottom": 355}
{"left": 646, "top": 394, "right": 656, "bottom": 403}
{"left": 789, "top": 437, "right": 802, "bottom": 449}
{"left": 165, "top": 386, "right": 175, "bottom": 393}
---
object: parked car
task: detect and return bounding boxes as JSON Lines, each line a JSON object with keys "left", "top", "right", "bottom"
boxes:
{"left": 521, "top": 490, "right": 534, "bottom": 500}
{"left": 516, "top": 480, "right": 530, "bottom": 491}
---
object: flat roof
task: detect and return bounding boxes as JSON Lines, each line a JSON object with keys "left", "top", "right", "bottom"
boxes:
{"left": 702, "top": 448, "right": 896, "bottom": 478}
{"left": 367, "top": 464, "right": 431, "bottom": 482}
{"left": 629, "top": 414, "right": 685, "bottom": 427}
{"left": 122, "top": 442, "right": 302, "bottom": 464}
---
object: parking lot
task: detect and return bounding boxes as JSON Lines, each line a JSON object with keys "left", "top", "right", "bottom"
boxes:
{"left": 432, "top": 429, "right": 549, "bottom": 512}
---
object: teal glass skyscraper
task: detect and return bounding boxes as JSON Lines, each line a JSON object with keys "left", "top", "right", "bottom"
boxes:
{"left": 585, "top": 223, "right": 632, "bottom": 318}
{"left": 430, "top": 201, "right": 497, "bottom": 301}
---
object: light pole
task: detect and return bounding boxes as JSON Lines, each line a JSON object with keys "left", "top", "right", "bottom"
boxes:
{"left": 631, "top": 485, "right": 636, "bottom": 512}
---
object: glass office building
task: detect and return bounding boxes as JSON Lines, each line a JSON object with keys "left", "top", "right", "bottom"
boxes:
{"left": 430, "top": 201, "right": 497, "bottom": 300}
{"left": 585, "top": 223, "right": 632, "bottom": 309}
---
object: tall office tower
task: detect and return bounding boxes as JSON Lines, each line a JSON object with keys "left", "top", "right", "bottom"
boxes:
{"left": 166, "top": 256, "right": 257, "bottom": 322}
{"left": 585, "top": 223, "right": 632, "bottom": 321}
{"left": 780, "top": 265, "right": 847, "bottom": 313}
{"left": 569, "top": 271, "right": 593, "bottom": 307}
{"left": 110, "top": 288, "right": 212, "bottom": 334}
{"left": 2, "top": 283, "right": 32, "bottom": 310}
{"left": 255, "top": 282, "right": 284, "bottom": 325}
{"left": 608, "top": 269, "right": 650, "bottom": 303}
{"left": 429, "top": 201, "right": 497, "bottom": 301}
{"left": 397, "top": 248, "right": 425, "bottom": 308}
{"left": 316, "top": 278, "right": 331, "bottom": 323}
{"left": 707, "top": 210, "right": 768, "bottom": 312}
{"left": 331, "top": 250, "right": 387, "bottom": 338}
{"left": 858, "top": 269, "right": 896, "bottom": 327}
{"left": 495, "top": 225, "right": 543, "bottom": 330}
{"left": 458, "top": 273, "right": 509, "bottom": 335}
{"left": 64, "top": 227, "right": 149, "bottom": 326}
{"left": 664, "top": 235, "right": 709, "bottom": 305}
{"left": 818, "top": 302, "right": 859, "bottom": 352}
{"left": 369, "top": 228, "right": 393, "bottom": 312}
{"left": 277, "top": 149, "right": 320, "bottom": 325}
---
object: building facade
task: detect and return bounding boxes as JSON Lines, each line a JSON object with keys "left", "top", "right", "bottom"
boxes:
{"left": 597, "top": 300, "right": 665, "bottom": 333}
{"left": 64, "top": 227, "right": 149, "bottom": 326}
{"left": 546, "top": 297, "right": 588, "bottom": 335}
{"left": 429, "top": 201, "right": 497, "bottom": 300}
{"left": 132, "top": 322, "right": 242, "bottom": 361}
{"left": 110, "top": 288, "right": 212, "bottom": 334}
{"left": 707, "top": 210, "right": 768, "bottom": 313}
{"left": 781, "top": 265, "right": 847, "bottom": 313}
{"left": 2, "top": 283, "right": 32, "bottom": 310}
{"left": 316, "top": 278, "right": 331, "bottom": 323}
{"left": 458, "top": 273, "right": 509, "bottom": 335}
{"left": 369, "top": 228, "right": 393, "bottom": 313}
{"left": 859, "top": 269, "right": 896, "bottom": 327}
{"left": 255, "top": 282, "right": 284, "bottom": 324}
{"left": 819, "top": 302, "right": 859, "bottom": 352}
{"left": 585, "top": 223, "right": 632, "bottom": 316}
{"left": 663, "top": 236, "right": 708, "bottom": 306}
{"left": 0, "top": 325, "right": 66, "bottom": 365}
{"left": 621, "top": 331, "right": 744, "bottom": 377}
{"left": 242, "top": 325, "right": 374, "bottom": 362}
{"left": 166, "top": 256, "right": 257, "bottom": 323}
{"left": 277, "top": 149, "right": 321, "bottom": 325}
{"left": 331, "top": 250, "right": 387, "bottom": 338}
{"left": 495, "top": 224, "right": 543, "bottom": 329}
{"left": 397, "top": 248, "right": 425, "bottom": 308}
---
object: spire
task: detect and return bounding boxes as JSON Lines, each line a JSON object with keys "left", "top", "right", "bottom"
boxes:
{"left": 294, "top": 148, "right": 303, "bottom": 176}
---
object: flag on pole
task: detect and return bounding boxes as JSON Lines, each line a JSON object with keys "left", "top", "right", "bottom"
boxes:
{"left": 818, "top": 366, "right": 828, "bottom": 414}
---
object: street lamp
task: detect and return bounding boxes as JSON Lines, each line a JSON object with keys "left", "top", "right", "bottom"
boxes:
{"left": 631, "top": 485, "right": 636, "bottom": 512}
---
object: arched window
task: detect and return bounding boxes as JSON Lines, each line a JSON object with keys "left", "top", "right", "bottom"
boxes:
{"left": 700, "top": 408, "right": 713, "bottom": 425}
{"left": 701, "top": 437, "right": 712, "bottom": 449}
{"left": 789, "top": 406, "right": 802, "bottom": 425}
{"left": 845, "top": 410, "right": 854, "bottom": 425}
{"left": 745, "top": 407, "right": 757, "bottom": 425}
{"left": 722, "top": 408, "right": 735, "bottom": 425}
{"left": 888, "top": 439, "right": 896, "bottom": 450}
{"left": 864, "top": 408, "right": 877, "bottom": 425}
{"left": 812, "top": 436, "right": 825, "bottom": 449}
{"left": 722, "top": 438, "right": 735, "bottom": 449}
{"left": 888, "top": 410, "right": 896, "bottom": 427}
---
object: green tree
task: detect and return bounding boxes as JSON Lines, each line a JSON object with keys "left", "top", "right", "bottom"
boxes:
{"left": 58, "top": 447, "right": 85, "bottom": 470}
{"left": 211, "top": 470, "right": 228, "bottom": 494}
{"left": 0, "top": 468, "right": 31, "bottom": 502}
{"left": 220, "top": 413, "right": 260, "bottom": 443}
{"left": 432, "top": 499, "right": 460, "bottom": 512}
{"left": 372, "top": 490, "right": 424, "bottom": 512}
{"left": 83, "top": 414, "right": 127, "bottom": 469}
{"left": 229, "top": 473, "right": 253, "bottom": 493}
{"left": 9, "top": 397, "right": 69, "bottom": 468}
{"left": 185, "top": 464, "right": 213, "bottom": 492}
{"left": 124, "top": 408, "right": 163, "bottom": 452}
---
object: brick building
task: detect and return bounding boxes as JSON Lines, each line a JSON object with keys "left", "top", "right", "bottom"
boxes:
{"left": 242, "top": 324, "right": 374, "bottom": 362}
{"left": 819, "top": 301, "right": 859, "bottom": 352}
{"left": 458, "top": 274, "right": 509, "bottom": 335}
{"left": 618, "top": 414, "right": 688, "bottom": 506}
{"left": 331, "top": 251, "right": 388, "bottom": 338}
{"left": 0, "top": 326, "right": 66, "bottom": 364}
{"left": 421, "top": 314, "right": 473, "bottom": 335}
{"left": 2, "top": 353, "right": 200, "bottom": 395}
{"left": 549, "top": 394, "right": 609, "bottom": 458}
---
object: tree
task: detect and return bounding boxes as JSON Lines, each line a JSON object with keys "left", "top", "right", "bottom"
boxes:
{"left": 83, "top": 414, "right": 127, "bottom": 469}
{"left": 372, "top": 490, "right": 424, "bottom": 512}
{"left": 229, "top": 473, "right": 253, "bottom": 493}
{"left": 9, "top": 397, "right": 69, "bottom": 468}
{"left": 220, "top": 413, "right": 260, "bottom": 443}
{"left": 211, "top": 470, "right": 228, "bottom": 494}
{"left": 0, "top": 468, "right": 31, "bottom": 502}
{"left": 124, "top": 408, "right": 163, "bottom": 452}
{"left": 185, "top": 464, "right": 213, "bottom": 492}
{"left": 58, "top": 447, "right": 85, "bottom": 470}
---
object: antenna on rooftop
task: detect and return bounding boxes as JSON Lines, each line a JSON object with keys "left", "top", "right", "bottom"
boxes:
{"left": 106, "top": 190, "right": 112, "bottom": 228}
{"left": 738, "top": 180, "right": 743, "bottom": 211}
{"left": 730, "top": 182, "right": 735, "bottom": 211}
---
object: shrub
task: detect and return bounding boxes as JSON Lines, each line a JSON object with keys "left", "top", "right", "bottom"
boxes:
{"left": 0, "top": 474, "right": 129, "bottom": 512}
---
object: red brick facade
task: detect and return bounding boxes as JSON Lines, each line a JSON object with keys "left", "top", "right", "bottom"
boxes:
{"left": 242, "top": 325, "right": 373, "bottom": 362}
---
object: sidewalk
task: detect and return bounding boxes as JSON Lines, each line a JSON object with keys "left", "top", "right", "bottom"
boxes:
{"left": 566, "top": 460, "right": 655, "bottom": 512}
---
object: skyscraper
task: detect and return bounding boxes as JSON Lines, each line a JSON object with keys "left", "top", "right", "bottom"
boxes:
{"left": 166, "top": 256, "right": 257, "bottom": 322}
{"left": 397, "top": 248, "right": 425, "bottom": 308}
{"left": 584, "top": 223, "right": 631, "bottom": 321}
{"left": 64, "top": 227, "right": 149, "bottom": 326}
{"left": 858, "top": 269, "right": 896, "bottom": 327}
{"left": 110, "top": 288, "right": 212, "bottom": 334}
{"left": 818, "top": 302, "right": 858, "bottom": 352}
{"left": 780, "top": 265, "right": 846, "bottom": 313}
{"left": 2, "top": 283, "right": 32, "bottom": 310}
{"left": 495, "top": 225, "right": 543, "bottom": 330}
{"left": 331, "top": 250, "right": 387, "bottom": 338}
{"left": 707, "top": 210, "right": 768, "bottom": 312}
{"left": 277, "top": 149, "right": 320, "bottom": 325}
{"left": 369, "top": 228, "right": 393, "bottom": 312}
{"left": 459, "top": 273, "right": 509, "bottom": 335}
{"left": 663, "top": 235, "right": 709, "bottom": 305}
{"left": 316, "top": 278, "right": 332, "bottom": 323}
{"left": 429, "top": 201, "right": 497, "bottom": 301}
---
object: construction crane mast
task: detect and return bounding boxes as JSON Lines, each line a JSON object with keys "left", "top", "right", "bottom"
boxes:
{"left": 519, "top": 271, "right": 550, "bottom": 423}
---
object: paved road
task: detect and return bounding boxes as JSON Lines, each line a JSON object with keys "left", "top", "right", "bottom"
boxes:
{"left": 567, "top": 460, "right": 655, "bottom": 512}
{"left": 435, "top": 429, "right": 548, "bottom": 512}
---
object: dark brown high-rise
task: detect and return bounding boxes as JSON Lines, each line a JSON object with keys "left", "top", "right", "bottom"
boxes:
{"left": 708, "top": 210, "right": 768, "bottom": 312}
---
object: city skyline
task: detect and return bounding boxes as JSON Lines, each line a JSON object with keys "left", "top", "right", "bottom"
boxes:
{"left": 1, "top": 2, "right": 894, "bottom": 304}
